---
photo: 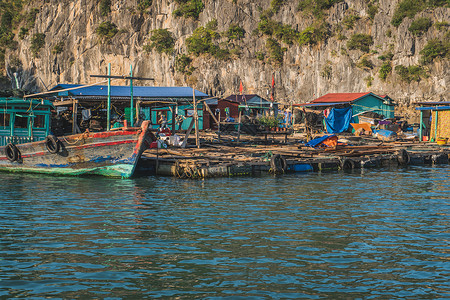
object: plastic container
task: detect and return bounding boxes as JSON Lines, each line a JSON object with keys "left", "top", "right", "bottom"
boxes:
{"left": 436, "top": 137, "right": 447, "bottom": 145}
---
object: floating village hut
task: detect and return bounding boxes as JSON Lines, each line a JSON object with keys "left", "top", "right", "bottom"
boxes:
{"left": 0, "top": 97, "right": 53, "bottom": 146}
{"left": 48, "top": 84, "right": 209, "bottom": 134}
{"left": 202, "top": 94, "right": 277, "bottom": 130}
{"left": 294, "top": 92, "right": 395, "bottom": 134}
{"left": 415, "top": 101, "right": 450, "bottom": 142}
{"left": 225, "top": 94, "right": 276, "bottom": 117}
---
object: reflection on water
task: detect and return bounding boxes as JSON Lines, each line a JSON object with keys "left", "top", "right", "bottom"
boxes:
{"left": 0, "top": 166, "right": 449, "bottom": 298}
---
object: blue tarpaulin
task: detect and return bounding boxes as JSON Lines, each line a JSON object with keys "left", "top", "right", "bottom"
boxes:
{"left": 325, "top": 107, "right": 353, "bottom": 133}
{"left": 305, "top": 135, "right": 336, "bottom": 148}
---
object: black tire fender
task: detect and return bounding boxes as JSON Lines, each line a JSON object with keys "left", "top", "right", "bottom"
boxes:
{"left": 270, "top": 154, "right": 287, "bottom": 173}
{"left": 397, "top": 149, "right": 410, "bottom": 165}
{"left": 341, "top": 158, "right": 355, "bottom": 170}
{"left": 5, "top": 143, "right": 20, "bottom": 162}
{"left": 45, "top": 135, "right": 60, "bottom": 154}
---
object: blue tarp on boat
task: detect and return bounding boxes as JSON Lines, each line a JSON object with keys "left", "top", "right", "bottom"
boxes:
{"left": 325, "top": 107, "right": 353, "bottom": 133}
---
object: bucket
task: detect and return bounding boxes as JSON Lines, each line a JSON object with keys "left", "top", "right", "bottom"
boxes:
{"left": 436, "top": 137, "right": 447, "bottom": 145}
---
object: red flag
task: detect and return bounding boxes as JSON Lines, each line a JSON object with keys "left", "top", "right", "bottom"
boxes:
{"left": 239, "top": 81, "right": 243, "bottom": 94}
{"left": 270, "top": 74, "right": 275, "bottom": 102}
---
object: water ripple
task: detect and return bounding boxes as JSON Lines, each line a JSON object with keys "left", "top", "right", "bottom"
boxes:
{"left": 0, "top": 167, "right": 449, "bottom": 298}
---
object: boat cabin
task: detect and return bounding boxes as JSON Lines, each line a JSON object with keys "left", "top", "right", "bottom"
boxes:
{"left": 0, "top": 97, "right": 52, "bottom": 146}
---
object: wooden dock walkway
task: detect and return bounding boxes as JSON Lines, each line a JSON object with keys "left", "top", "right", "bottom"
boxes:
{"left": 137, "top": 133, "right": 450, "bottom": 178}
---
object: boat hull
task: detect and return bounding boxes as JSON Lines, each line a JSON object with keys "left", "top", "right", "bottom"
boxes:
{"left": 0, "top": 121, "right": 154, "bottom": 178}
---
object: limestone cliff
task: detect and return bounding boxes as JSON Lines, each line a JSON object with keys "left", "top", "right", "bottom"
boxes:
{"left": 1, "top": 0, "right": 449, "bottom": 107}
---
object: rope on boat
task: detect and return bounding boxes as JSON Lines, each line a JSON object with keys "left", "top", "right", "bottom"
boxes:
{"left": 62, "top": 132, "right": 90, "bottom": 145}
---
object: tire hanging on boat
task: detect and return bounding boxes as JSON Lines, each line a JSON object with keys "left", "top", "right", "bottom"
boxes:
{"left": 45, "top": 135, "right": 60, "bottom": 154}
{"left": 270, "top": 154, "right": 287, "bottom": 174}
{"left": 5, "top": 143, "right": 20, "bottom": 162}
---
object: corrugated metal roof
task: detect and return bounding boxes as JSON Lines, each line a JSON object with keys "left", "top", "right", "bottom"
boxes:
{"left": 415, "top": 101, "right": 450, "bottom": 106}
{"left": 416, "top": 106, "right": 450, "bottom": 111}
{"left": 311, "top": 92, "right": 371, "bottom": 103}
{"left": 49, "top": 84, "right": 209, "bottom": 98}
{"left": 225, "top": 94, "right": 263, "bottom": 103}
{"left": 293, "top": 102, "right": 349, "bottom": 107}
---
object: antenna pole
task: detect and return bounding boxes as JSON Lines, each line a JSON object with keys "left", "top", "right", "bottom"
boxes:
{"left": 107, "top": 63, "right": 111, "bottom": 131}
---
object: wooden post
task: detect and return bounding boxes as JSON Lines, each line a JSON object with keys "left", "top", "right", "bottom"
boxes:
{"left": 218, "top": 110, "right": 221, "bottom": 142}
{"left": 204, "top": 102, "right": 219, "bottom": 125}
{"left": 419, "top": 110, "right": 423, "bottom": 141}
{"left": 130, "top": 64, "right": 134, "bottom": 126}
{"left": 136, "top": 100, "right": 140, "bottom": 127}
{"left": 237, "top": 110, "right": 242, "bottom": 142}
{"left": 433, "top": 109, "right": 438, "bottom": 142}
{"left": 290, "top": 103, "right": 294, "bottom": 128}
{"left": 107, "top": 63, "right": 111, "bottom": 131}
{"left": 155, "top": 146, "right": 159, "bottom": 175}
{"left": 181, "top": 117, "right": 195, "bottom": 148}
{"left": 72, "top": 99, "right": 78, "bottom": 134}
{"left": 171, "top": 105, "right": 176, "bottom": 135}
{"left": 193, "top": 87, "right": 200, "bottom": 148}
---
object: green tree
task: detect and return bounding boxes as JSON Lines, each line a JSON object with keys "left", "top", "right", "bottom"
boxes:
{"left": 225, "top": 24, "right": 245, "bottom": 41}
{"left": 30, "top": 33, "right": 45, "bottom": 57}
{"left": 99, "top": 0, "right": 111, "bottom": 16}
{"left": 138, "top": 0, "right": 152, "bottom": 12}
{"left": 347, "top": 33, "right": 373, "bottom": 52}
{"left": 173, "top": 0, "right": 204, "bottom": 20}
{"left": 266, "top": 38, "right": 286, "bottom": 64}
{"left": 378, "top": 61, "right": 392, "bottom": 81}
{"left": 391, "top": 0, "right": 426, "bottom": 27}
{"left": 186, "top": 26, "right": 218, "bottom": 55}
{"left": 419, "top": 39, "right": 449, "bottom": 64}
{"left": 145, "top": 29, "right": 175, "bottom": 54}
{"left": 175, "top": 54, "right": 194, "bottom": 75}
{"left": 408, "top": 17, "right": 432, "bottom": 36}
{"left": 96, "top": 21, "right": 118, "bottom": 39}
{"left": 395, "top": 65, "right": 427, "bottom": 83}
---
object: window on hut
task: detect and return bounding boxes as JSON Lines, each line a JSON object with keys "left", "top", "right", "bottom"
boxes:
{"left": 0, "top": 113, "right": 10, "bottom": 128}
{"left": 14, "top": 114, "right": 29, "bottom": 129}
{"left": 33, "top": 115, "right": 46, "bottom": 129}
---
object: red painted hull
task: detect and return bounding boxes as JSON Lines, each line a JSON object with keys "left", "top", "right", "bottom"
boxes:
{"left": 0, "top": 121, "right": 155, "bottom": 178}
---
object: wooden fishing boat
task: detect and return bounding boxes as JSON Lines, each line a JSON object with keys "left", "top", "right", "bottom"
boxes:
{"left": 0, "top": 97, "right": 155, "bottom": 178}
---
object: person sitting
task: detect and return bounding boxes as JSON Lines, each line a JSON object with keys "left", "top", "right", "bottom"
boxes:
{"left": 158, "top": 113, "right": 167, "bottom": 129}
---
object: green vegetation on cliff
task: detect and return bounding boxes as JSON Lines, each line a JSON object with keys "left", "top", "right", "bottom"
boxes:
{"left": 186, "top": 21, "right": 220, "bottom": 56}
{"left": 419, "top": 39, "right": 449, "bottom": 64}
{"left": 347, "top": 34, "right": 374, "bottom": 52}
{"left": 30, "top": 33, "right": 45, "bottom": 57}
{"left": 173, "top": 0, "right": 204, "bottom": 20}
{"left": 185, "top": 19, "right": 243, "bottom": 61}
{"left": 52, "top": 41, "right": 64, "bottom": 55}
{"left": 298, "top": 22, "right": 329, "bottom": 45}
{"left": 224, "top": 24, "right": 245, "bottom": 41}
{"left": 395, "top": 65, "right": 428, "bottom": 83}
{"left": 391, "top": 0, "right": 449, "bottom": 27}
{"left": 99, "top": 0, "right": 111, "bottom": 16}
{"left": 144, "top": 29, "right": 175, "bottom": 54}
{"left": 378, "top": 61, "right": 392, "bottom": 81}
{"left": 138, "top": 0, "right": 153, "bottom": 12}
{"left": 175, "top": 54, "right": 194, "bottom": 75}
{"left": 266, "top": 38, "right": 286, "bottom": 65}
{"left": 297, "top": 0, "right": 344, "bottom": 18}
{"left": 96, "top": 21, "right": 118, "bottom": 40}
{"left": 408, "top": 17, "right": 432, "bottom": 36}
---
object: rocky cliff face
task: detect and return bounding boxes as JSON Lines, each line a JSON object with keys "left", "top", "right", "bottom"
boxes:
{"left": 2, "top": 0, "right": 449, "bottom": 107}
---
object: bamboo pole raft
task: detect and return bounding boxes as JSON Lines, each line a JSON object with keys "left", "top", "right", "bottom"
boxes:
{"left": 137, "top": 133, "right": 450, "bottom": 179}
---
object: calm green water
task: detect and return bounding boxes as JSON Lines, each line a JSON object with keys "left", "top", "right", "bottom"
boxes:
{"left": 0, "top": 167, "right": 449, "bottom": 299}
